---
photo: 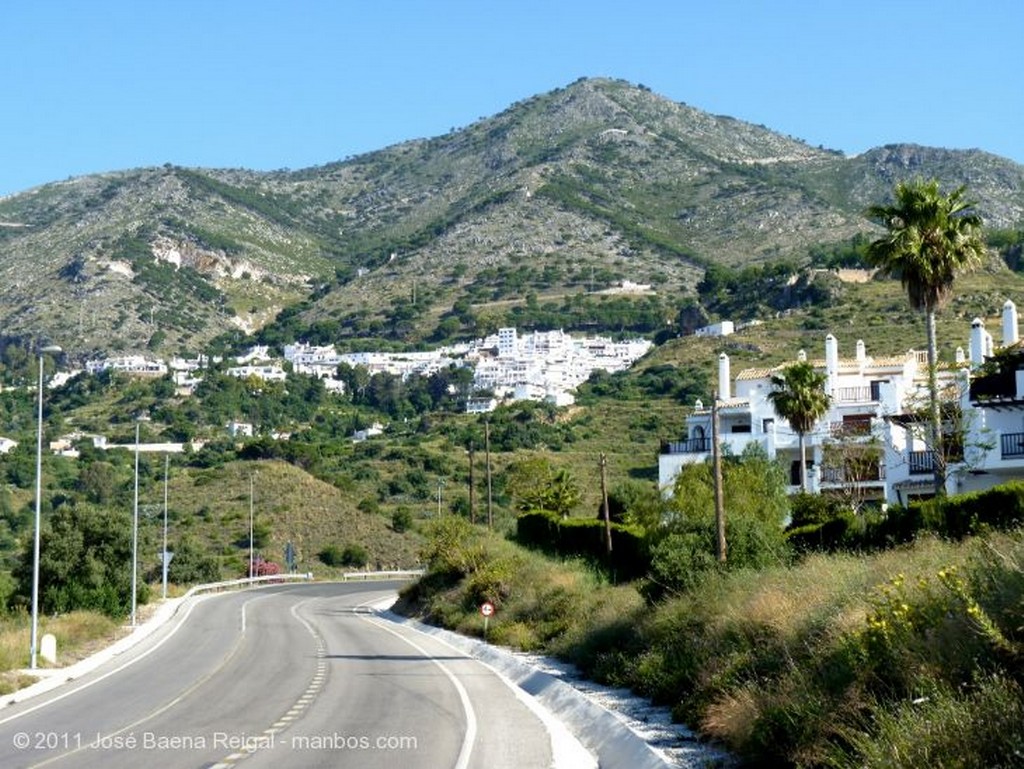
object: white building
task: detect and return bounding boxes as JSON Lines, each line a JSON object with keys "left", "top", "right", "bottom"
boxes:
{"left": 662, "top": 301, "right": 1024, "bottom": 506}
{"left": 469, "top": 327, "right": 652, "bottom": 405}
{"left": 659, "top": 334, "right": 940, "bottom": 502}
{"left": 225, "top": 364, "right": 287, "bottom": 382}
{"left": 694, "top": 320, "right": 735, "bottom": 338}
{"left": 86, "top": 355, "right": 167, "bottom": 377}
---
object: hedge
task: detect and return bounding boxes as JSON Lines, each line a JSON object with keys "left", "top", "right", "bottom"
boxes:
{"left": 516, "top": 510, "right": 650, "bottom": 580}
{"left": 787, "top": 480, "right": 1024, "bottom": 553}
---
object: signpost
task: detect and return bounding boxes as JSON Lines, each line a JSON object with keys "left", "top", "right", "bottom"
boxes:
{"left": 480, "top": 600, "right": 495, "bottom": 641}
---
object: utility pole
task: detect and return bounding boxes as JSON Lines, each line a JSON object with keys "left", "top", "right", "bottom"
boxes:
{"left": 468, "top": 443, "right": 476, "bottom": 524}
{"left": 484, "top": 420, "right": 493, "bottom": 529}
{"left": 712, "top": 391, "right": 727, "bottom": 563}
{"left": 599, "top": 453, "right": 612, "bottom": 556}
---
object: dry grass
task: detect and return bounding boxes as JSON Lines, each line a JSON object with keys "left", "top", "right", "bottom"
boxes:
{"left": 147, "top": 459, "right": 423, "bottom": 576}
{"left": 0, "top": 610, "right": 121, "bottom": 676}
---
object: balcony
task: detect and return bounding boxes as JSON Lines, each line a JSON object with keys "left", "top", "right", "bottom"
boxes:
{"left": 661, "top": 437, "right": 711, "bottom": 455}
{"left": 908, "top": 450, "right": 935, "bottom": 475}
{"left": 1001, "top": 432, "right": 1024, "bottom": 459}
{"left": 820, "top": 464, "right": 886, "bottom": 484}
{"left": 833, "top": 386, "right": 875, "bottom": 404}
{"left": 829, "top": 417, "right": 873, "bottom": 438}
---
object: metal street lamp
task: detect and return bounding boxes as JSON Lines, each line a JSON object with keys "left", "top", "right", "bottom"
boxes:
{"left": 162, "top": 454, "right": 169, "bottom": 600}
{"left": 30, "top": 344, "right": 61, "bottom": 670}
{"left": 129, "top": 414, "right": 150, "bottom": 627}
{"left": 130, "top": 420, "right": 140, "bottom": 627}
{"left": 248, "top": 473, "right": 255, "bottom": 581}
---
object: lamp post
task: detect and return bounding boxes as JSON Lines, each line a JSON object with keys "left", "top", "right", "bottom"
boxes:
{"left": 130, "top": 420, "right": 140, "bottom": 627}
{"left": 30, "top": 344, "right": 61, "bottom": 670}
{"left": 162, "top": 454, "right": 169, "bottom": 600}
{"left": 248, "top": 473, "right": 255, "bottom": 581}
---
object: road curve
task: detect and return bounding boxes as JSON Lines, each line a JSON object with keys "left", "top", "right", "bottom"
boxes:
{"left": 0, "top": 582, "right": 576, "bottom": 769}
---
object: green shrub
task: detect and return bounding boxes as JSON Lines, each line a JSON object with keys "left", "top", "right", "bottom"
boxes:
{"left": 516, "top": 510, "right": 649, "bottom": 579}
{"left": 318, "top": 544, "right": 345, "bottom": 567}
{"left": 391, "top": 506, "right": 414, "bottom": 533}
{"left": 341, "top": 544, "right": 368, "bottom": 567}
{"left": 319, "top": 543, "right": 370, "bottom": 568}
{"left": 837, "top": 674, "right": 1024, "bottom": 769}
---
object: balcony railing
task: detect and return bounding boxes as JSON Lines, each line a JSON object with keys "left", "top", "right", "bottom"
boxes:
{"left": 820, "top": 464, "right": 886, "bottom": 484}
{"left": 833, "top": 386, "right": 874, "bottom": 404}
{"left": 829, "top": 418, "right": 873, "bottom": 438}
{"left": 908, "top": 450, "right": 935, "bottom": 475}
{"left": 1001, "top": 432, "right": 1024, "bottom": 459}
{"left": 662, "top": 437, "right": 711, "bottom": 455}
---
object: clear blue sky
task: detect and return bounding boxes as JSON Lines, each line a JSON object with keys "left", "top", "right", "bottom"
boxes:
{"left": 2, "top": 0, "right": 1022, "bottom": 197}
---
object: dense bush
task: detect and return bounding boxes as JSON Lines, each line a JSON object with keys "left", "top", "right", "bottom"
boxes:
{"left": 516, "top": 510, "right": 649, "bottom": 580}
{"left": 9, "top": 503, "right": 148, "bottom": 617}
{"left": 318, "top": 543, "right": 369, "bottom": 568}
{"left": 792, "top": 481, "right": 1024, "bottom": 554}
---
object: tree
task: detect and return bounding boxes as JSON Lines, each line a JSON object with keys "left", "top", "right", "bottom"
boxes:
{"left": 866, "top": 178, "right": 984, "bottom": 495}
{"left": 651, "top": 444, "right": 790, "bottom": 597}
{"left": 503, "top": 457, "right": 581, "bottom": 518}
{"left": 768, "top": 361, "right": 831, "bottom": 491}
{"left": 10, "top": 503, "right": 147, "bottom": 617}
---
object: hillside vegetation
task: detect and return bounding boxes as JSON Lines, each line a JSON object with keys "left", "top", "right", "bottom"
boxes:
{"left": 398, "top": 517, "right": 1024, "bottom": 768}
{"left": 2, "top": 78, "right": 1022, "bottom": 358}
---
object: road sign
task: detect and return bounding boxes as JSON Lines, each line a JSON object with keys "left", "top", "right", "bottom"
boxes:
{"left": 480, "top": 601, "right": 495, "bottom": 617}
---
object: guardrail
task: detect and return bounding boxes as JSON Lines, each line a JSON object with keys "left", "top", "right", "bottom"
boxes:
{"left": 339, "top": 569, "right": 425, "bottom": 581}
{"left": 180, "top": 570, "right": 424, "bottom": 597}
{"left": 183, "top": 572, "right": 315, "bottom": 598}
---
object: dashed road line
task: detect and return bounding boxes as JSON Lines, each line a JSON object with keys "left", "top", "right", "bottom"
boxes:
{"left": 207, "top": 599, "right": 328, "bottom": 768}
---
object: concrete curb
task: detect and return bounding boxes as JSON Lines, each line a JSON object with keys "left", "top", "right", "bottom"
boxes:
{"left": 377, "top": 607, "right": 674, "bottom": 769}
{"left": 4, "top": 583, "right": 712, "bottom": 769}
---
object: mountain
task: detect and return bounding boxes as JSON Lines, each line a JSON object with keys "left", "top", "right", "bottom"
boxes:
{"left": 2, "top": 77, "right": 1023, "bottom": 358}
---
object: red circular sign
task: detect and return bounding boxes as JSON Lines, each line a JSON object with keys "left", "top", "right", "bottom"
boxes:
{"left": 480, "top": 601, "right": 495, "bottom": 617}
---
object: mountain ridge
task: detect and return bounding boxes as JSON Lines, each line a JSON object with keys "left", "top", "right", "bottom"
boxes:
{"left": 2, "top": 77, "right": 1022, "bottom": 359}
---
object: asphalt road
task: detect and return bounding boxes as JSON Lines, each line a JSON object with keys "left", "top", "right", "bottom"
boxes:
{"left": 0, "top": 582, "right": 565, "bottom": 769}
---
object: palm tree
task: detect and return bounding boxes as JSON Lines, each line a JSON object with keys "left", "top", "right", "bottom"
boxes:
{"left": 866, "top": 178, "right": 985, "bottom": 496}
{"left": 768, "top": 362, "right": 831, "bottom": 492}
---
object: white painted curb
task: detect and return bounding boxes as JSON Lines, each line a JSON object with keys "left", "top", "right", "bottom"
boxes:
{"left": 373, "top": 602, "right": 676, "bottom": 769}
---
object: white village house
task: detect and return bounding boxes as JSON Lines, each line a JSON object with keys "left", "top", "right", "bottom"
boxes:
{"left": 660, "top": 300, "right": 1024, "bottom": 506}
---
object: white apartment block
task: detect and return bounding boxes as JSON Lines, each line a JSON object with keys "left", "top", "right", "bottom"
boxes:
{"left": 469, "top": 328, "right": 652, "bottom": 407}
{"left": 86, "top": 355, "right": 167, "bottom": 377}
{"left": 661, "top": 300, "right": 1024, "bottom": 507}
{"left": 225, "top": 364, "right": 287, "bottom": 382}
{"left": 660, "top": 334, "right": 940, "bottom": 503}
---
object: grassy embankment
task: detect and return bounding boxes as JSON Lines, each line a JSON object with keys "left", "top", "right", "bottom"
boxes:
{"left": 397, "top": 518, "right": 1024, "bottom": 768}
{"left": 0, "top": 611, "right": 123, "bottom": 694}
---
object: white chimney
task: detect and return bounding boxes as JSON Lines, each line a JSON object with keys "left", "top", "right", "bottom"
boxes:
{"left": 825, "top": 334, "right": 839, "bottom": 393}
{"left": 718, "top": 353, "right": 731, "bottom": 401}
{"left": 855, "top": 339, "right": 866, "bottom": 363}
{"left": 797, "top": 349, "right": 807, "bottom": 362}
{"left": 1003, "top": 300, "right": 1019, "bottom": 347}
{"left": 956, "top": 346, "right": 966, "bottom": 365}
{"left": 970, "top": 318, "right": 986, "bottom": 368}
